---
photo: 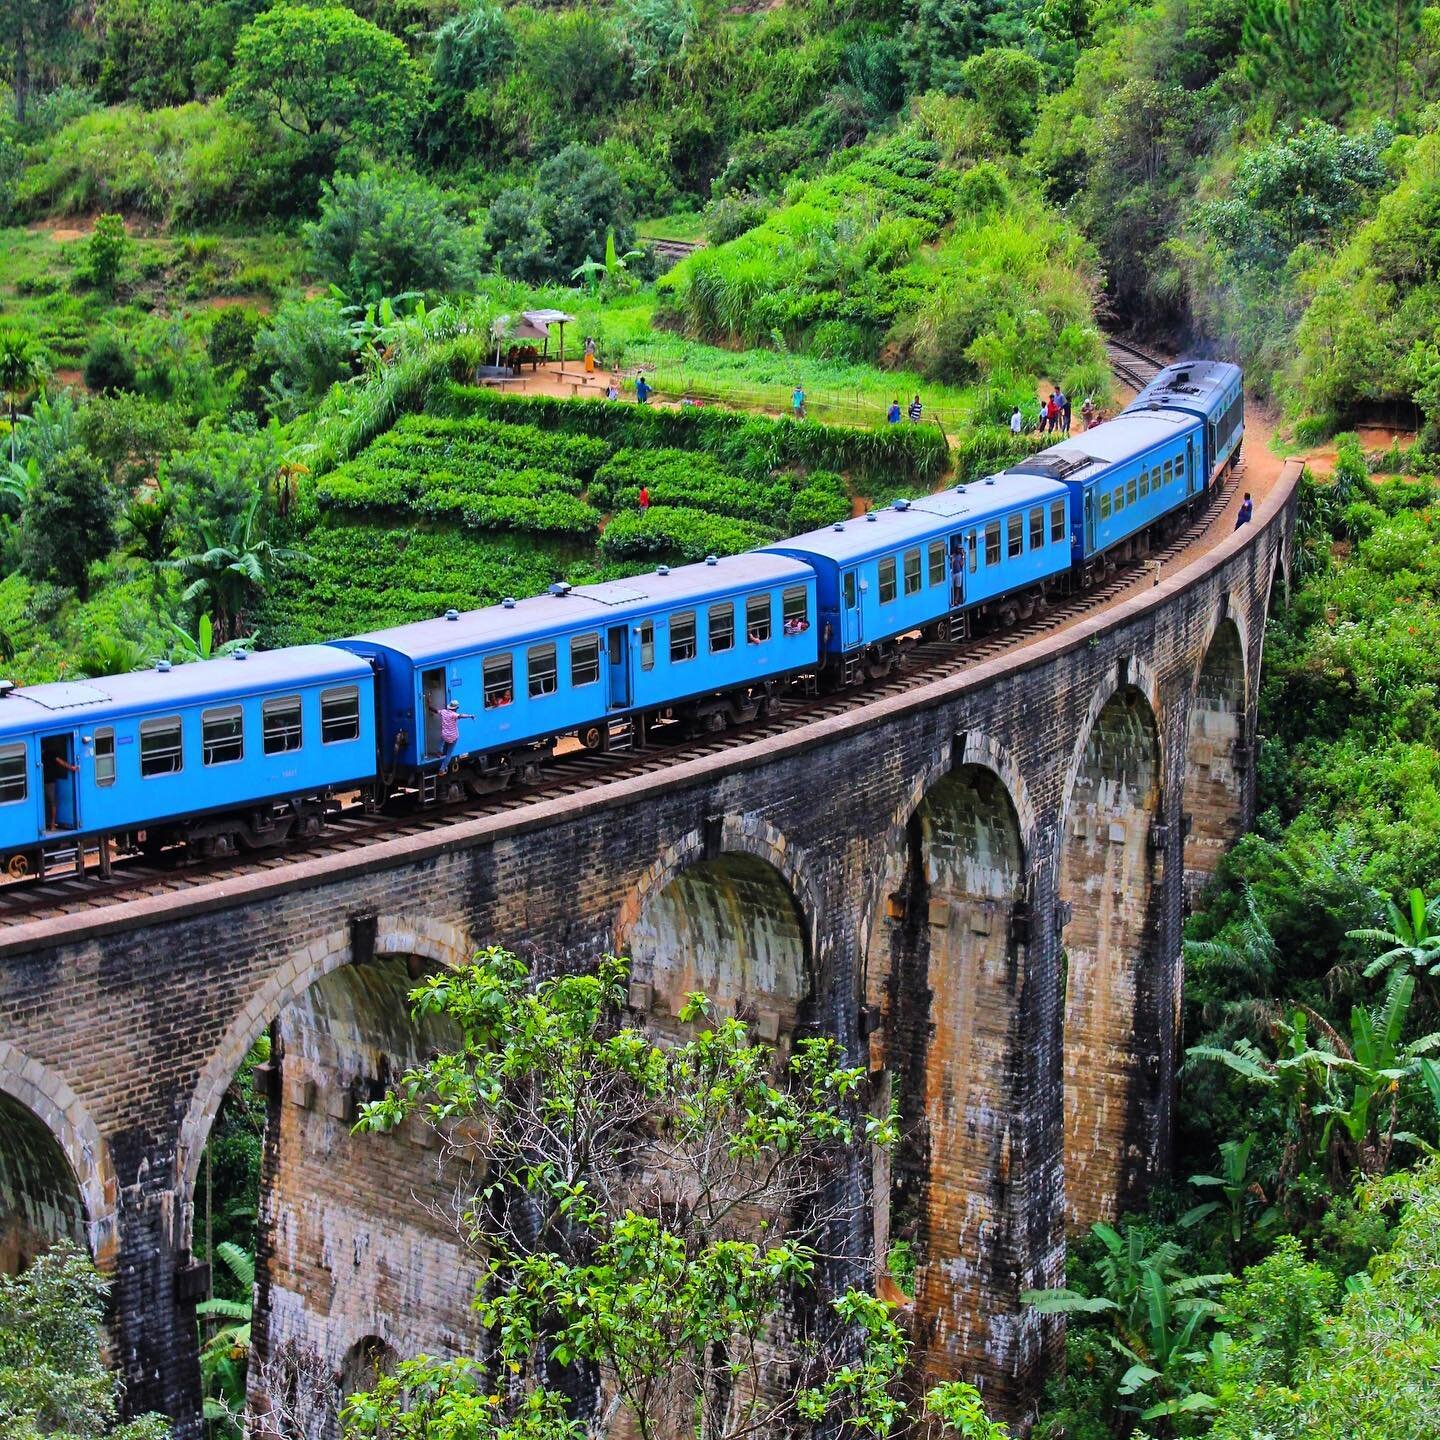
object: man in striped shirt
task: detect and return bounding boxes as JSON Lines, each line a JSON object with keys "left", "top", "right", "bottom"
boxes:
{"left": 907, "top": 394, "right": 923, "bottom": 423}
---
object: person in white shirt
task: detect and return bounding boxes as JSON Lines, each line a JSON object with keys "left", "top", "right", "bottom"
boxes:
{"left": 1010, "top": 407, "right": 1024, "bottom": 435}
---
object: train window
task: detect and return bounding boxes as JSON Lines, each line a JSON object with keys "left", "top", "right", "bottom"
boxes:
{"left": 571, "top": 633, "right": 600, "bottom": 687}
{"left": 0, "top": 742, "right": 26, "bottom": 804}
{"left": 879, "top": 556, "right": 897, "bottom": 603}
{"left": 527, "top": 644, "right": 558, "bottom": 699}
{"left": 93, "top": 728, "right": 115, "bottom": 787}
{"left": 782, "top": 587, "right": 810, "bottom": 634}
{"left": 746, "top": 594, "right": 771, "bottom": 644}
{"left": 202, "top": 705, "right": 244, "bottom": 766}
{"left": 928, "top": 540, "right": 946, "bottom": 586}
{"left": 1050, "top": 500, "right": 1066, "bottom": 543}
{"left": 140, "top": 717, "right": 183, "bottom": 777}
{"left": 844, "top": 572, "right": 857, "bottom": 608}
{"left": 1099, "top": 490, "right": 1112, "bottom": 519}
{"left": 709, "top": 603, "right": 734, "bottom": 653}
{"left": 1127, "top": 477, "right": 1137, "bottom": 506}
{"left": 903, "top": 548, "right": 922, "bottom": 595}
{"left": 984, "top": 522, "right": 1001, "bottom": 565}
{"left": 262, "top": 696, "right": 303, "bottom": 754}
{"left": 1007, "top": 513, "right": 1023, "bottom": 558}
{"left": 671, "top": 611, "right": 697, "bottom": 663}
{"left": 1163, "top": 460, "right": 1174, "bottom": 485}
{"left": 640, "top": 621, "right": 655, "bottom": 670}
{"left": 1176, "top": 451, "right": 1185, "bottom": 477}
{"left": 483, "top": 654, "right": 513, "bottom": 708}
{"left": 967, "top": 531, "right": 978, "bottom": 573}
{"left": 1029, "top": 507, "right": 1045, "bottom": 549}
{"left": 321, "top": 687, "right": 361, "bottom": 743}
{"left": 1139, "top": 468, "right": 1150, "bottom": 498}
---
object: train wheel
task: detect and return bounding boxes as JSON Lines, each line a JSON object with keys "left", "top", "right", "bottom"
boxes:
{"left": 6, "top": 853, "right": 28, "bottom": 879}
{"left": 580, "top": 723, "right": 605, "bottom": 751}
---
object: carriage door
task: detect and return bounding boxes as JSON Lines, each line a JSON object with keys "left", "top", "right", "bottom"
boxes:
{"left": 840, "top": 570, "right": 862, "bottom": 647}
{"left": 1084, "top": 487, "right": 1096, "bottom": 552}
{"left": 40, "top": 733, "right": 78, "bottom": 832}
{"left": 1187, "top": 436, "right": 1199, "bottom": 496}
{"left": 421, "top": 668, "right": 446, "bottom": 757}
{"left": 606, "top": 625, "right": 631, "bottom": 709}
{"left": 949, "top": 534, "right": 966, "bottom": 609}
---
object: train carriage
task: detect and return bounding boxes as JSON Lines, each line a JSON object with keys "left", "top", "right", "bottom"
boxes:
{"left": 335, "top": 553, "right": 819, "bottom": 789}
{"left": 763, "top": 474, "right": 1072, "bottom": 677}
{"left": 0, "top": 646, "right": 377, "bottom": 870}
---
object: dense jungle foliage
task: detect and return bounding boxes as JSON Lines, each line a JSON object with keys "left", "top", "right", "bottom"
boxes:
{"left": 5, "top": 0, "right": 1440, "bottom": 1436}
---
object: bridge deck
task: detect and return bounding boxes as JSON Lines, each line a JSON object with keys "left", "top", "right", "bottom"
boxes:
{"left": 0, "top": 449, "right": 1300, "bottom": 956}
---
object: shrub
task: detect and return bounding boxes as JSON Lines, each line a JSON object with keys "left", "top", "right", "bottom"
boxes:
{"left": 82, "top": 332, "right": 138, "bottom": 395}
{"left": 788, "top": 471, "right": 850, "bottom": 528}
{"left": 21, "top": 448, "right": 119, "bottom": 599}
{"left": 254, "top": 298, "right": 355, "bottom": 419}
{"left": 589, "top": 448, "right": 780, "bottom": 517}
{"left": 14, "top": 102, "right": 284, "bottom": 223}
{"left": 86, "top": 214, "right": 128, "bottom": 293}
{"left": 434, "top": 384, "right": 950, "bottom": 485}
{"left": 598, "top": 505, "right": 777, "bottom": 562}
{"left": 305, "top": 169, "right": 478, "bottom": 300}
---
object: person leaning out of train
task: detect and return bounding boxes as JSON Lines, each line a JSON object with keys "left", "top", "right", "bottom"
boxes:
{"left": 429, "top": 698, "right": 475, "bottom": 774}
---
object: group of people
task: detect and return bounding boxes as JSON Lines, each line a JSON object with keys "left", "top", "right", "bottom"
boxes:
{"left": 1008, "top": 388, "right": 1101, "bottom": 437}
{"left": 886, "top": 396, "right": 926, "bottom": 424}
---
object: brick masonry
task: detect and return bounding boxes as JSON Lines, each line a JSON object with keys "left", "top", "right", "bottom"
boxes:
{"left": 0, "top": 469, "right": 1298, "bottom": 1437}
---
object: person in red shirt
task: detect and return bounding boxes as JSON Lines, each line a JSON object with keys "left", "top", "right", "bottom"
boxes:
{"left": 638, "top": 486, "right": 650, "bottom": 512}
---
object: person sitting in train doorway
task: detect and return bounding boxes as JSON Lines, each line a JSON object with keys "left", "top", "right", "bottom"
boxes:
{"left": 42, "top": 739, "right": 78, "bottom": 830}
{"left": 1235, "top": 492, "right": 1253, "bottom": 528}
{"left": 428, "top": 699, "right": 474, "bottom": 775}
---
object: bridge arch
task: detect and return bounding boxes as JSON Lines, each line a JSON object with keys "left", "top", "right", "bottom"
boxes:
{"left": 0, "top": 1043, "right": 116, "bottom": 1269}
{"left": 863, "top": 734, "right": 1035, "bottom": 1390}
{"left": 616, "top": 818, "right": 819, "bottom": 1040}
{"left": 1057, "top": 666, "right": 1165, "bottom": 1230}
{"left": 176, "top": 914, "right": 473, "bottom": 1229}
{"left": 1183, "top": 610, "right": 1248, "bottom": 894}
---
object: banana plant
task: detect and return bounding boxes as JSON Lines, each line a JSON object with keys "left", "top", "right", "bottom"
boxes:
{"left": 197, "top": 1241, "right": 255, "bottom": 1438}
{"left": 1023, "top": 1221, "right": 1227, "bottom": 1432}
{"left": 1349, "top": 887, "right": 1440, "bottom": 982}
{"left": 1181, "top": 1134, "right": 1277, "bottom": 1261}
{"left": 571, "top": 229, "right": 645, "bottom": 298}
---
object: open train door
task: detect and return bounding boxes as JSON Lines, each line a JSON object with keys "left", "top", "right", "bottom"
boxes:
{"left": 1187, "top": 435, "right": 1200, "bottom": 497}
{"left": 39, "top": 732, "right": 79, "bottom": 833}
{"left": 606, "top": 625, "right": 631, "bottom": 710}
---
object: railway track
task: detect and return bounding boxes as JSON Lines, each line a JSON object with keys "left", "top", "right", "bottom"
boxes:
{"left": 0, "top": 463, "right": 1243, "bottom": 926}
{"left": 1104, "top": 336, "right": 1167, "bottom": 391}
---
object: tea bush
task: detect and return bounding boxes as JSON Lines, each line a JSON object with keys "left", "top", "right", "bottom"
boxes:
{"left": 598, "top": 506, "right": 778, "bottom": 562}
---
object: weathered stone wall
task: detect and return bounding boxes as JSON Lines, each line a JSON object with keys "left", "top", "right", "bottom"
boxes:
{"left": 0, "top": 471, "right": 1298, "bottom": 1438}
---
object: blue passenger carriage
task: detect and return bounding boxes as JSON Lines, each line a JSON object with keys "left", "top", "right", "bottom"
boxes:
{"left": 763, "top": 474, "right": 1071, "bottom": 680}
{"left": 0, "top": 646, "right": 377, "bottom": 871}
{"left": 1126, "top": 359, "right": 1244, "bottom": 481}
{"left": 335, "top": 553, "right": 819, "bottom": 794}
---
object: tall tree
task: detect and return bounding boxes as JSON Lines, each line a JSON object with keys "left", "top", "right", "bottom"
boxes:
{"left": 6, "top": 0, "right": 83, "bottom": 123}
{"left": 227, "top": 3, "right": 427, "bottom": 158}
{"left": 20, "top": 447, "right": 117, "bottom": 599}
{"left": 344, "top": 949, "right": 1006, "bottom": 1440}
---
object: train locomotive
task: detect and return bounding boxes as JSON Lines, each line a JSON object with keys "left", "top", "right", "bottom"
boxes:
{"left": 0, "top": 359, "right": 1242, "bottom": 876}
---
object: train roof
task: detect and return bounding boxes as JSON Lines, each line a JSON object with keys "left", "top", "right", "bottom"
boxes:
{"left": 340, "top": 552, "right": 815, "bottom": 663}
{"left": 1125, "top": 360, "right": 1241, "bottom": 418}
{"left": 0, "top": 645, "right": 371, "bottom": 737}
{"left": 764, "top": 474, "right": 1067, "bottom": 565}
{"left": 1006, "top": 409, "right": 1200, "bottom": 485}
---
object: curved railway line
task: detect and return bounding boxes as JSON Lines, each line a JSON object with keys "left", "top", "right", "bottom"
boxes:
{"left": 1105, "top": 336, "right": 1168, "bottom": 392}
{"left": 0, "top": 402, "right": 1238, "bottom": 926}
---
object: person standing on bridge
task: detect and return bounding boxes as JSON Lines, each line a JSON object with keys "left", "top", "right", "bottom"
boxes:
{"left": 1235, "top": 492, "right": 1253, "bottom": 528}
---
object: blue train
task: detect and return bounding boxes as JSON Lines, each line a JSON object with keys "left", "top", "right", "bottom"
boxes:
{"left": 0, "top": 359, "right": 1241, "bottom": 875}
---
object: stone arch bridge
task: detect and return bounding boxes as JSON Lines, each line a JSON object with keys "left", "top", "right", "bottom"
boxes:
{"left": 0, "top": 468, "right": 1299, "bottom": 1436}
